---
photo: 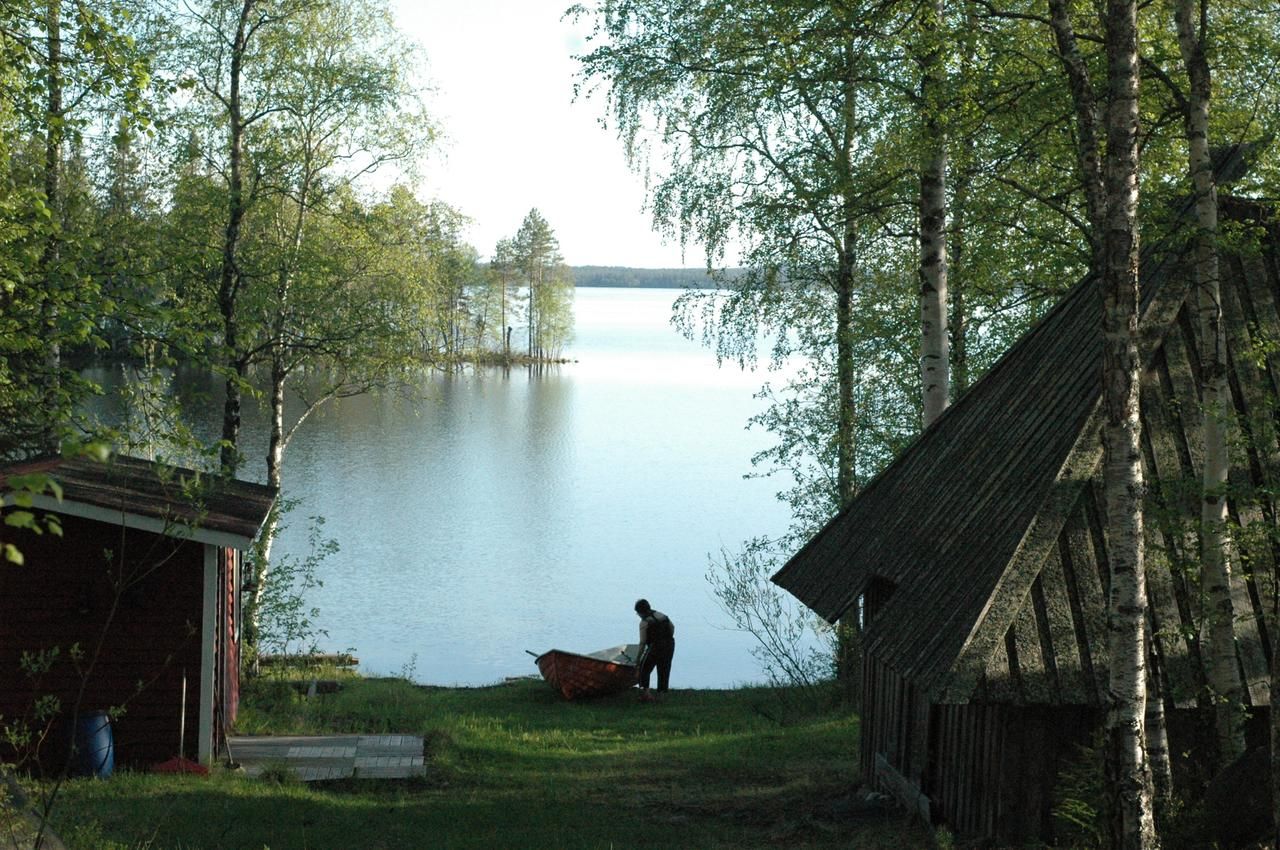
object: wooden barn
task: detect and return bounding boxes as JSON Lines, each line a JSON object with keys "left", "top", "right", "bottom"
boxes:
{"left": 0, "top": 454, "right": 276, "bottom": 771}
{"left": 773, "top": 196, "right": 1280, "bottom": 843}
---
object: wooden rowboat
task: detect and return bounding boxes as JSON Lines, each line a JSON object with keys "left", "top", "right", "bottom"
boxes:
{"left": 533, "top": 644, "right": 640, "bottom": 700}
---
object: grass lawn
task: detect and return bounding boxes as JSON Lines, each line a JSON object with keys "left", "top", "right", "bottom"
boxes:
{"left": 44, "top": 674, "right": 933, "bottom": 849}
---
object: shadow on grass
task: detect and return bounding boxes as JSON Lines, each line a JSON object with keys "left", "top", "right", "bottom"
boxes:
{"left": 51, "top": 679, "right": 935, "bottom": 849}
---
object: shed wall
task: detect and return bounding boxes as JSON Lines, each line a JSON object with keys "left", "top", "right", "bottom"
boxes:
{"left": 862, "top": 655, "right": 920, "bottom": 787}
{"left": 864, "top": 657, "right": 1098, "bottom": 843}
{"left": 0, "top": 511, "right": 208, "bottom": 768}
{"left": 925, "top": 703, "right": 1097, "bottom": 841}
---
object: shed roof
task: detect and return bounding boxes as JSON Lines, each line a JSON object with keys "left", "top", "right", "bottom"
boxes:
{"left": 773, "top": 197, "right": 1280, "bottom": 705}
{"left": 0, "top": 454, "right": 277, "bottom": 550}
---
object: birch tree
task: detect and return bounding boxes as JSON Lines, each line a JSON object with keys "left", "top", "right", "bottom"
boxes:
{"left": 423, "top": 202, "right": 480, "bottom": 359}
{"left": 1173, "top": 0, "right": 1245, "bottom": 769}
{"left": 249, "top": 0, "right": 423, "bottom": 494}
{"left": 181, "top": 0, "right": 425, "bottom": 467}
{"left": 1048, "top": 2, "right": 1164, "bottom": 827}
{"left": 177, "top": 0, "right": 429, "bottom": 646}
{"left": 575, "top": 0, "right": 951, "bottom": 699}
{"left": 177, "top": 0, "right": 301, "bottom": 474}
{"left": 917, "top": 0, "right": 949, "bottom": 428}
{"left": 1100, "top": 0, "right": 1159, "bottom": 844}
{"left": 575, "top": 0, "right": 917, "bottom": 509}
{"left": 0, "top": 0, "right": 152, "bottom": 458}
{"left": 1047, "top": 0, "right": 1106, "bottom": 266}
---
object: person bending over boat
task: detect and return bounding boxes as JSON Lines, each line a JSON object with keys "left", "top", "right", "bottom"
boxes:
{"left": 634, "top": 599, "right": 675, "bottom": 701}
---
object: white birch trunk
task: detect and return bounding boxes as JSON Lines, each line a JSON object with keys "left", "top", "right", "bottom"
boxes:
{"left": 250, "top": 148, "right": 310, "bottom": 650}
{"left": 1175, "top": 0, "right": 1244, "bottom": 766}
{"left": 1145, "top": 635, "right": 1173, "bottom": 808}
{"left": 919, "top": 142, "right": 949, "bottom": 427}
{"left": 1102, "top": 0, "right": 1159, "bottom": 845}
{"left": 919, "top": 0, "right": 949, "bottom": 428}
{"left": 245, "top": 347, "right": 287, "bottom": 653}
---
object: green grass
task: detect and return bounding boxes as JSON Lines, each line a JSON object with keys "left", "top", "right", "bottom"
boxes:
{"left": 44, "top": 675, "right": 933, "bottom": 849}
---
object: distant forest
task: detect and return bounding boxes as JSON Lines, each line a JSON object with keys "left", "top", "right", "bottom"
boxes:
{"left": 571, "top": 266, "right": 733, "bottom": 289}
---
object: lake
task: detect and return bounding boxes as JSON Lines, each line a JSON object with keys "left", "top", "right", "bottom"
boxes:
{"left": 92, "top": 288, "right": 803, "bottom": 687}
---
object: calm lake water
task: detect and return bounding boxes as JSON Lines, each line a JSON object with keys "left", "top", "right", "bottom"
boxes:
{"left": 93, "top": 288, "right": 800, "bottom": 687}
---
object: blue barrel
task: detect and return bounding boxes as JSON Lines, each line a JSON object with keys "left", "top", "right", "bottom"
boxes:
{"left": 72, "top": 711, "right": 114, "bottom": 779}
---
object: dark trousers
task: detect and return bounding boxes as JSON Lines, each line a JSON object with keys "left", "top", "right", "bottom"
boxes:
{"left": 639, "top": 640, "right": 675, "bottom": 691}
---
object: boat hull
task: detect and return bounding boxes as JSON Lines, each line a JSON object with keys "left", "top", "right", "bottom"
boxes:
{"left": 535, "top": 645, "right": 638, "bottom": 700}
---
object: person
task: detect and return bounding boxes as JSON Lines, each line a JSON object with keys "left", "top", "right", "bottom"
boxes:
{"left": 633, "top": 598, "right": 675, "bottom": 701}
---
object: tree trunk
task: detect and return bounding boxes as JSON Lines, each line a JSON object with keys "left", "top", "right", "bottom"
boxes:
{"left": 950, "top": 161, "right": 970, "bottom": 398}
{"left": 42, "top": 0, "right": 61, "bottom": 262}
{"left": 249, "top": 382, "right": 334, "bottom": 655}
{"left": 248, "top": 147, "right": 313, "bottom": 648}
{"left": 918, "top": 0, "right": 949, "bottom": 428}
{"left": 835, "top": 40, "right": 859, "bottom": 509}
{"left": 266, "top": 358, "right": 286, "bottom": 492}
{"left": 527, "top": 276, "right": 535, "bottom": 359}
{"left": 39, "top": 0, "right": 64, "bottom": 449}
{"left": 42, "top": 0, "right": 62, "bottom": 282}
{"left": 1100, "top": 0, "right": 1159, "bottom": 846}
{"left": 1272, "top": 631, "right": 1280, "bottom": 847}
{"left": 218, "top": 0, "right": 256, "bottom": 476}
{"left": 263, "top": 159, "right": 310, "bottom": 491}
{"left": 1145, "top": 629, "right": 1173, "bottom": 811}
{"left": 1048, "top": 0, "right": 1107, "bottom": 262}
{"left": 833, "top": 243, "right": 862, "bottom": 699}
{"left": 824, "top": 40, "right": 863, "bottom": 691}
{"left": 243, "top": 502, "right": 276, "bottom": 661}
{"left": 835, "top": 250, "right": 856, "bottom": 508}
{"left": 949, "top": 5, "right": 979, "bottom": 399}
{"left": 1175, "top": 0, "right": 1244, "bottom": 767}
{"left": 245, "top": 353, "right": 288, "bottom": 654}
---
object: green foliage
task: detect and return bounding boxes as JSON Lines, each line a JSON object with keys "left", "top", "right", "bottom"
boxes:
{"left": 0, "top": 0, "right": 585, "bottom": 471}
{"left": 1, "top": 644, "right": 70, "bottom": 780}
{"left": 575, "top": 0, "right": 1280, "bottom": 701}
{"left": 1051, "top": 739, "right": 1106, "bottom": 849}
{"left": 1, "top": 466, "right": 69, "bottom": 566}
{"left": 575, "top": 0, "right": 946, "bottom": 677}
{"left": 573, "top": 0, "right": 1084, "bottom": 517}
{"left": 0, "top": 0, "right": 161, "bottom": 460}
{"left": 705, "top": 537, "right": 835, "bottom": 688}
{"left": 513, "top": 208, "right": 575, "bottom": 361}
{"left": 251, "top": 504, "right": 338, "bottom": 662}
{"left": 577, "top": 0, "right": 1280, "bottom": 518}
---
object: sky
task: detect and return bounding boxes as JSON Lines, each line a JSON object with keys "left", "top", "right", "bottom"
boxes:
{"left": 390, "top": 0, "right": 700, "bottom": 269}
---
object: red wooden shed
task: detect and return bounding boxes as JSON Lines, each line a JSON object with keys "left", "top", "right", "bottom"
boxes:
{"left": 0, "top": 454, "right": 276, "bottom": 771}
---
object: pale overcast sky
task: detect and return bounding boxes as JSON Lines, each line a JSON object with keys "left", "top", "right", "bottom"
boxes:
{"left": 391, "top": 0, "right": 701, "bottom": 269}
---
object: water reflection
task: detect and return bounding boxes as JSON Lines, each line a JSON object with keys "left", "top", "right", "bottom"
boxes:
{"left": 89, "top": 289, "right": 801, "bottom": 687}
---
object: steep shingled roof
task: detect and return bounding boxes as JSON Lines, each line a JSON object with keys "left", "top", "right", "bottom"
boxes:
{"left": 1, "top": 453, "right": 277, "bottom": 548}
{"left": 773, "top": 198, "right": 1279, "bottom": 703}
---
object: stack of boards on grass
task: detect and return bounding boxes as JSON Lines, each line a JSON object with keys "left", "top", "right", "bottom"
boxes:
{"left": 533, "top": 644, "right": 640, "bottom": 700}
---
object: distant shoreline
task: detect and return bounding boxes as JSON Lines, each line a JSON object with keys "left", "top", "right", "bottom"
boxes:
{"left": 572, "top": 282, "right": 716, "bottom": 288}
{"left": 569, "top": 265, "right": 738, "bottom": 289}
